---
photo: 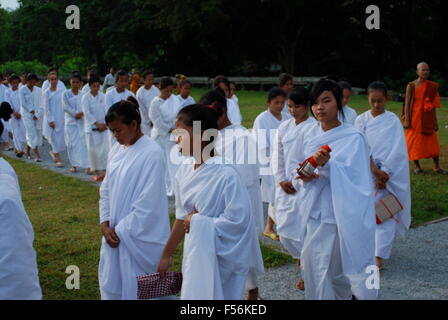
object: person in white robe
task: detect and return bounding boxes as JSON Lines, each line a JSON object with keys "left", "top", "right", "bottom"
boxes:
{"left": 19, "top": 72, "right": 28, "bottom": 90}
{"left": 136, "top": 71, "right": 160, "bottom": 137}
{"left": 200, "top": 90, "right": 264, "bottom": 300}
{"left": 158, "top": 104, "right": 254, "bottom": 300}
{"left": 337, "top": 81, "right": 357, "bottom": 125}
{"left": 149, "top": 77, "right": 182, "bottom": 196}
{"left": 271, "top": 88, "right": 316, "bottom": 290}
{"left": 288, "top": 79, "right": 378, "bottom": 300}
{"left": 0, "top": 172, "right": 42, "bottom": 300}
{"left": 278, "top": 73, "right": 294, "bottom": 116}
{"left": 355, "top": 81, "right": 411, "bottom": 270}
{"left": 105, "top": 70, "right": 135, "bottom": 148}
{"left": 41, "top": 68, "right": 66, "bottom": 92}
{"left": 42, "top": 74, "right": 65, "bottom": 166}
{"left": 19, "top": 74, "right": 43, "bottom": 161}
{"left": 99, "top": 101, "right": 170, "bottom": 300}
{"left": 213, "top": 76, "right": 243, "bottom": 125}
{"left": 62, "top": 73, "right": 89, "bottom": 173}
{"left": 177, "top": 80, "right": 196, "bottom": 109}
{"left": 252, "top": 87, "right": 289, "bottom": 241}
{"left": 6, "top": 75, "right": 27, "bottom": 155}
{"left": 81, "top": 77, "right": 110, "bottom": 182}
{"left": 230, "top": 81, "right": 239, "bottom": 104}
{"left": 103, "top": 67, "right": 117, "bottom": 91}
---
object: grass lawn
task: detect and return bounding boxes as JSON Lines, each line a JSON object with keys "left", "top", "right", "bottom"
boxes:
{"left": 3, "top": 88, "right": 447, "bottom": 300}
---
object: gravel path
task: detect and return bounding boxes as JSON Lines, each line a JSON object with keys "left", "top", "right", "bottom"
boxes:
{"left": 3, "top": 141, "right": 448, "bottom": 300}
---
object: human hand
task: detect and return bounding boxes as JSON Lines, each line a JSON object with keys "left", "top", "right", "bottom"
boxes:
{"left": 280, "top": 181, "right": 296, "bottom": 194}
{"left": 313, "top": 148, "right": 330, "bottom": 167}
{"left": 102, "top": 226, "right": 120, "bottom": 248}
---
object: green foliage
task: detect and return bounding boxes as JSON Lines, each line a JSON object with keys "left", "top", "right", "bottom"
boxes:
{"left": 0, "top": 60, "right": 49, "bottom": 75}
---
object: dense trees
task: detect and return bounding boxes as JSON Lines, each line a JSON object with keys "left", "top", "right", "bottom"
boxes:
{"left": 0, "top": 0, "right": 446, "bottom": 89}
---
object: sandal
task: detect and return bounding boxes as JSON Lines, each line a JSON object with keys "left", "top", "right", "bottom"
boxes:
{"left": 434, "top": 168, "right": 448, "bottom": 175}
{"left": 263, "top": 232, "right": 280, "bottom": 241}
{"left": 414, "top": 169, "right": 424, "bottom": 175}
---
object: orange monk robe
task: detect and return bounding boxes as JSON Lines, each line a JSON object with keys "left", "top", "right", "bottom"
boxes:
{"left": 129, "top": 74, "right": 141, "bottom": 94}
{"left": 405, "top": 80, "right": 441, "bottom": 161}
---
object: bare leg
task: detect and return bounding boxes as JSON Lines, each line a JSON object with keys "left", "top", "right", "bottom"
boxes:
{"left": 414, "top": 160, "right": 422, "bottom": 171}
{"left": 247, "top": 288, "right": 259, "bottom": 300}
{"left": 433, "top": 157, "right": 440, "bottom": 171}
{"left": 264, "top": 216, "right": 276, "bottom": 235}
{"left": 33, "top": 147, "right": 41, "bottom": 161}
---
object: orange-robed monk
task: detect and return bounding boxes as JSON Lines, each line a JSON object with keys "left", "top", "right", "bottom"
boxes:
{"left": 403, "top": 62, "right": 446, "bottom": 175}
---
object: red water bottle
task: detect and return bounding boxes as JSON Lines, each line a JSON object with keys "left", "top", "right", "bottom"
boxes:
{"left": 297, "top": 145, "right": 332, "bottom": 177}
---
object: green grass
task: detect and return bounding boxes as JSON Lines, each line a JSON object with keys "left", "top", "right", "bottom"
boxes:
{"left": 3, "top": 89, "right": 446, "bottom": 300}
{"left": 4, "top": 155, "right": 292, "bottom": 300}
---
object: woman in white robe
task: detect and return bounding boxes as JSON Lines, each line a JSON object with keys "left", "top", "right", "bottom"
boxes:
{"left": 200, "top": 90, "right": 264, "bottom": 300}
{"left": 81, "top": 77, "right": 110, "bottom": 182}
{"left": 177, "top": 79, "right": 196, "bottom": 109}
{"left": 42, "top": 74, "right": 66, "bottom": 166}
{"left": 289, "top": 79, "right": 378, "bottom": 300}
{"left": 19, "top": 74, "right": 43, "bottom": 161}
{"left": 214, "top": 76, "right": 243, "bottom": 125}
{"left": 62, "top": 74, "right": 89, "bottom": 173}
{"left": 355, "top": 81, "right": 411, "bottom": 270}
{"left": 271, "top": 88, "right": 316, "bottom": 290}
{"left": 98, "top": 100, "right": 170, "bottom": 300}
{"left": 0, "top": 173, "right": 42, "bottom": 300}
{"left": 105, "top": 71, "right": 135, "bottom": 148}
{"left": 6, "top": 76, "right": 27, "bottom": 155}
{"left": 136, "top": 71, "right": 160, "bottom": 137}
{"left": 149, "top": 77, "right": 182, "bottom": 196}
{"left": 252, "top": 87, "right": 289, "bottom": 241}
{"left": 337, "top": 81, "right": 357, "bottom": 125}
{"left": 158, "top": 104, "right": 254, "bottom": 300}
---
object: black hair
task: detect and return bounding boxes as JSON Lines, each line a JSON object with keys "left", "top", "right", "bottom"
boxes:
{"left": 179, "top": 79, "right": 192, "bottom": 88}
{"left": 267, "top": 87, "right": 287, "bottom": 102}
{"left": 127, "top": 96, "right": 140, "bottom": 109}
{"left": 309, "top": 78, "right": 343, "bottom": 119}
{"left": 159, "top": 76, "right": 175, "bottom": 89}
{"left": 229, "top": 81, "right": 237, "bottom": 87}
{"left": 278, "top": 73, "right": 294, "bottom": 87}
{"left": 47, "top": 67, "right": 58, "bottom": 75}
{"left": 213, "top": 75, "right": 230, "bottom": 90}
{"left": 367, "top": 81, "right": 388, "bottom": 98}
{"left": 0, "top": 102, "right": 13, "bottom": 121}
{"left": 27, "top": 73, "right": 39, "bottom": 82}
{"left": 142, "top": 70, "right": 154, "bottom": 80}
{"left": 288, "top": 87, "right": 310, "bottom": 106}
{"left": 105, "top": 100, "right": 141, "bottom": 126}
{"left": 199, "top": 90, "right": 227, "bottom": 116}
{"left": 9, "top": 75, "right": 20, "bottom": 83}
{"left": 338, "top": 81, "right": 352, "bottom": 92}
{"left": 177, "top": 104, "right": 219, "bottom": 130}
{"left": 21, "top": 72, "right": 28, "bottom": 76}
{"left": 89, "top": 76, "right": 101, "bottom": 86}
{"left": 0, "top": 73, "right": 3, "bottom": 81}
{"left": 0, "top": 119, "right": 3, "bottom": 137}
{"left": 71, "top": 73, "right": 82, "bottom": 82}
{"left": 115, "top": 70, "right": 128, "bottom": 82}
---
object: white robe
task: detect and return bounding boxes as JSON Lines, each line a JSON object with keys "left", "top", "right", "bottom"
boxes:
{"left": 0, "top": 157, "right": 19, "bottom": 190}
{"left": 149, "top": 94, "right": 182, "bottom": 196}
{"left": 226, "top": 98, "right": 243, "bottom": 126}
{"left": 42, "top": 88, "right": 66, "bottom": 154}
{"left": 0, "top": 173, "right": 42, "bottom": 300}
{"left": 42, "top": 79, "right": 66, "bottom": 92}
{"left": 99, "top": 136, "right": 170, "bottom": 300}
{"left": 289, "top": 122, "right": 378, "bottom": 300}
{"left": 271, "top": 117, "right": 316, "bottom": 259}
{"left": 215, "top": 124, "right": 265, "bottom": 289}
{"left": 355, "top": 110, "right": 411, "bottom": 259}
{"left": 177, "top": 95, "right": 195, "bottom": 109}
{"left": 62, "top": 89, "right": 89, "bottom": 168}
{"left": 175, "top": 157, "right": 254, "bottom": 300}
{"left": 0, "top": 83, "right": 7, "bottom": 104}
{"left": 19, "top": 86, "right": 43, "bottom": 149}
{"left": 252, "top": 110, "right": 289, "bottom": 207}
{"left": 81, "top": 92, "right": 110, "bottom": 171}
{"left": 231, "top": 94, "right": 239, "bottom": 105}
{"left": 6, "top": 88, "right": 27, "bottom": 152}
{"left": 136, "top": 85, "right": 160, "bottom": 137}
{"left": 338, "top": 105, "right": 357, "bottom": 126}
